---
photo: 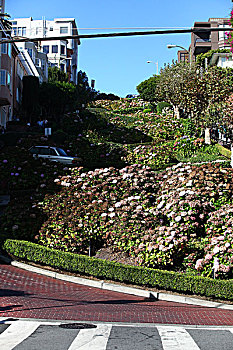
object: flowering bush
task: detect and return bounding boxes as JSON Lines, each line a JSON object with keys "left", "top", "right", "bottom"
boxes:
{"left": 123, "top": 142, "right": 176, "bottom": 170}
{"left": 190, "top": 205, "right": 233, "bottom": 278}
{"left": 33, "top": 161, "right": 233, "bottom": 277}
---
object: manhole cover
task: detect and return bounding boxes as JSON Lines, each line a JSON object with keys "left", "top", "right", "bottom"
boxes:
{"left": 59, "top": 323, "right": 97, "bottom": 329}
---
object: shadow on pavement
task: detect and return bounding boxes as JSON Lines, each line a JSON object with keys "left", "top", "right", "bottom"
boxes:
{"left": 0, "top": 289, "right": 30, "bottom": 297}
{"left": 0, "top": 305, "right": 22, "bottom": 311}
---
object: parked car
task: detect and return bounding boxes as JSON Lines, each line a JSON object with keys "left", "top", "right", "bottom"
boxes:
{"left": 29, "top": 146, "right": 82, "bottom": 165}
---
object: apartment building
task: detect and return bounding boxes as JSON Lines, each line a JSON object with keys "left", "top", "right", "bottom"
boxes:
{"left": 11, "top": 17, "right": 80, "bottom": 84}
{"left": 15, "top": 41, "right": 48, "bottom": 83}
{"left": 177, "top": 50, "right": 190, "bottom": 63}
{"left": 209, "top": 52, "right": 233, "bottom": 69}
{"left": 190, "top": 18, "right": 231, "bottom": 61}
{"left": 0, "top": 18, "right": 12, "bottom": 127}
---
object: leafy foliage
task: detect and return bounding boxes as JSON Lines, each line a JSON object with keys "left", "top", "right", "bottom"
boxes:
{"left": 136, "top": 76, "right": 160, "bottom": 102}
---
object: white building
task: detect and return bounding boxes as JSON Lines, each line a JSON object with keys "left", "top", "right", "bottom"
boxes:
{"left": 16, "top": 42, "right": 48, "bottom": 83}
{"left": 11, "top": 17, "right": 80, "bottom": 84}
{"left": 209, "top": 52, "right": 233, "bottom": 69}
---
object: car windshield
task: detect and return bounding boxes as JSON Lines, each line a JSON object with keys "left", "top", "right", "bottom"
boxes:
{"left": 56, "top": 148, "right": 68, "bottom": 156}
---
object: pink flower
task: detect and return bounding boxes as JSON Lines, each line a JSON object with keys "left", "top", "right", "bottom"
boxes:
{"left": 195, "top": 259, "right": 203, "bottom": 271}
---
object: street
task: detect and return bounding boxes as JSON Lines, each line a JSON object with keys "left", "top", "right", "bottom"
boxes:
{"left": 1, "top": 319, "right": 233, "bottom": 349}
{"left": 1, "top": 263, "right": 233, "bottom": 349}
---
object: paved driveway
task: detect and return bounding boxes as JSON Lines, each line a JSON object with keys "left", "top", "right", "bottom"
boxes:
{"left": 1, "top": 264, "right": 233, "bottom": 325}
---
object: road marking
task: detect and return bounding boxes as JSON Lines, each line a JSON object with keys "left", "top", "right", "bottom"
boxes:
{"left": 68, "top": 324, "right": 112, "bottom": 350}
{"left": 0, "top": 320, "right": 40, "bottom": 350}
{"left": 157, "top": 326, "right": 200, "bottom": 350}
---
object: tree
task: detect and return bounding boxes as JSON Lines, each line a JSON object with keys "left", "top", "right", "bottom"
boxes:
{"left": 39, "top": 81, "right": 77, "bottom": 118}
{"left": 48, "top": 66, "right": 69, "bottom": 83}
{"left": 76, "top": 70, "right": 96, "bottom": 107}
{"left": 136, "top": 76, "right": 160, "bottom": 102}
{"left": 157, "top": 62, "right": 233, "bottom": 127}
{"left": 95, "top": 92, "right": 120, "bottom": 101}
{"left": 22, "top": 76, "right": 40, "bottom": 123}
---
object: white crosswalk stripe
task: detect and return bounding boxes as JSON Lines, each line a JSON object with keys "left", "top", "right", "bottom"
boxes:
{"left": 0, "top": 320, "right": 233, "bottom": 350}
{"left": 68, "top": 324, "right": 112, "bottom": 350}
{"left": 157, "top": 326, "right": 200, "bottom": 350}
{"left": 0, "top": 320, "right": 40, "bottom": 350}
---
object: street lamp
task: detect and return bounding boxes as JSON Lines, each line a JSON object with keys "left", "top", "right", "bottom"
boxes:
{"left": 147, "top": 60, "right": 159, "bottom": 75}
{"left": 167, "top": 44, "right": 191, "bottom": 64}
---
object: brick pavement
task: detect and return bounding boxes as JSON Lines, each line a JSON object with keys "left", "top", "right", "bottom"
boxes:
{"left": 0, "top": 264, "right": 233, "bottom": 325}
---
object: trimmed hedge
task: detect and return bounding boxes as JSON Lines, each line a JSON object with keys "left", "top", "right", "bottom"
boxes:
{"left": 3, "top": 239, "right": 233, "bottom": 301}
{"left": 215, "top": 144, "right": 231, "bottom": 159}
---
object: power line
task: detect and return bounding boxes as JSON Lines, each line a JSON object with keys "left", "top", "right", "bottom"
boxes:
{"left": 1, "top": 27, "right": 233, "bottom": 44}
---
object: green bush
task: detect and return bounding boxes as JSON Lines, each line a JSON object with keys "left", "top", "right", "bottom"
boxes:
{"left": 142, "top": 108, "right": 152, "bottom": 113}
{"left": 51, "top": 130, "right": 68, "bottom": 144}
{"left": 157, "top": 102, "right": 172, "bottom": 114}
{"left": 3, "top": 239, "right": 233, "bottom": 301}
{"left": 215, "top": 144, "right": 231, "bottom": 159}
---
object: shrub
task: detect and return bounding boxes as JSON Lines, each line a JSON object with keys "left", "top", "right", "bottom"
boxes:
{"left": 157, "top": 102, "right": 172, "bottom": 114}
{"left": 51, "top": 129, "right": 68, "bottom": 144}
{"left": 215, "top": 144, "right": 231, "bottom": 159}
{"left": 3, "top": 239, "right": 233, "bottom": 301}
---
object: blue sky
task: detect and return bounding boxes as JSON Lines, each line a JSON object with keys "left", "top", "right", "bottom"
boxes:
{"left": 6, "top": 0, "right": 232, "bottom": 97}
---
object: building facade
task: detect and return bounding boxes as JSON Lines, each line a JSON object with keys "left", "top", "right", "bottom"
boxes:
{"left": 15, "top": 41, "right": 48, "bottom": 83}
{"left": 190, "top": 18, "right": 231, "bottom": 61}
{"left": 0, "top": 18, "right": 12, "bottom": 127}
{"left": 11, "top": 17, "right": 80, "bottom": 84}
{"left": 209, "top": 52, "right": 233, "bottom": 69}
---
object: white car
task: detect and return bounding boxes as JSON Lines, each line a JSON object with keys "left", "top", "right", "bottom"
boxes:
{"left": 29, "top": 146, "right": 81, "bottom": 165}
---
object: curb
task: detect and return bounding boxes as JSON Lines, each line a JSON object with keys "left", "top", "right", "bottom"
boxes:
{"left": 1, "top": 255, "right": 233, "bottom": 310}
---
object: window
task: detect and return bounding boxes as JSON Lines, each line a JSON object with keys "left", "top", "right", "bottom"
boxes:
{"left": 16, "top": 88, "right": 20, "bottom": 102}
{"left": 18, "top": 27, "right": 22, "bottom": 36}
{"left": 12, "top": 27, "right": 17, "bottom": 36}
{"left": 49, "top": 149, "right": 57, "bottom": 156}
{"left": 52, "top": 45, "right": 58, "bottom": 53}
{"left": 43, "top": 45, "right": 49, "bottom": 54}
{"left": 60, "top": 26, "right": 68, "bottom": 34}
{"left": 17, "top": 61, "right": 24, "bottom": 79}
{"left": 27, "top": 48, "right": 33, "bottom": 58}
{"left": 7, "top": 73, "right": 11, "bottom": 91}
{"left": 49, "top": 27, "right": 53, "bottom": 31}
{"left": 219, "top": 24, "right": 230, "bottom": 41}
{"left": 1, "top": 43, "right": 7, "bottom": 54}
{"left": 8, "top": 43, "right": 11, "bottom": 58}
{"left": 39, "top": 148, "right": 50, "bottom": 155}
{"left": 60, "top": 63, "right": 65, "bottom": 72}
{"left": 0, "top": 70, "right": 6, "bottom": 85}
{"left": 11, "top": 21, "right": 17, "bottom": 25}
{"left": 36, "top": 27, "right": 39, "bottom": 35}
{"left": 22, "top": 27, "right": 26, "bottom": 36}
{"left": 61, "top": 45, "right": 65, "bottom": 55}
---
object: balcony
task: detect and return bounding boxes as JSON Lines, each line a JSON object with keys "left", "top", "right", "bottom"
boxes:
{"left": 195, "top": 38, "right": 211, "bottom": 44}
{"left": 193, "top": 37, "right": 212, "bottom": 55}
{"left": 0, "top": 86, "right": 11, "bottom": 106}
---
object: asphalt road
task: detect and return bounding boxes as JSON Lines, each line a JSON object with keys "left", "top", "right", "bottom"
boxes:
{"left": 1, "top": 320, "right": 233, "bottom": 350}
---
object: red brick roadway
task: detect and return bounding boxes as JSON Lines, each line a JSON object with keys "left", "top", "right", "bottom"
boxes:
{"left": 0, "top": 264, "right": 233, "bottom": 325}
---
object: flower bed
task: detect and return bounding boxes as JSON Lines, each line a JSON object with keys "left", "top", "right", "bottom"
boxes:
{"left": 31, "top": 161, "right": 233, "bottom": 278}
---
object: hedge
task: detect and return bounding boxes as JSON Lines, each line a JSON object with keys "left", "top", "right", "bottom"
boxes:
{"left": 3, "top": 239, "right": 233, "bottom": 301}
{"left": 215, "top": 144, "right": 231, "bottom": 159}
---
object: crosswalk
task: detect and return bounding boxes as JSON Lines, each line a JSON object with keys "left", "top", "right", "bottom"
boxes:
{"left": 0, "top": 319, "right": 233, "bottom": 349}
